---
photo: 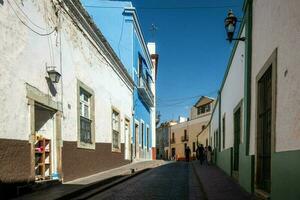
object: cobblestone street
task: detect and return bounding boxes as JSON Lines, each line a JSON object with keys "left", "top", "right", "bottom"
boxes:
{"left": 89, "top": 162, "right": 199, "bottom": 200}
{"left": 88, "top": 161, "right": 252, "bottom": 200}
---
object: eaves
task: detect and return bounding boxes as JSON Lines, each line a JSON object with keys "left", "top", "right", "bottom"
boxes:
{"left": 124, "top": 7, "right": 154, "bottom": 70}
{"left": 61, "top": 0, "right": 134, "bottom": 91}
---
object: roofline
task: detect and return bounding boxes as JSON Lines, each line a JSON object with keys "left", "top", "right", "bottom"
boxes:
{"left": 219, "top": 21, "right": 245, "bottom": 93}
{"left": 62, "top": 0, "right": 134, "bottom": 91}
{"left": 124, "top": 7, "right": 154, "bottom": 69}
{"left": 193, "top": 96, "right": 215, "bottom": 107}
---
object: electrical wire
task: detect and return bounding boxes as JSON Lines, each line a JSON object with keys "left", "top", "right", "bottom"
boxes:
{"left": 7, "top": 0, "right": 56, "bottom": 36}
{"left": 84, "top": 5, "right": 241, "bottom": 10}
{"left": 157, "top": 89, "right": 217, "bottom": 104}
{"left": 11, "top": 0, "right": 46, "bottom": 30}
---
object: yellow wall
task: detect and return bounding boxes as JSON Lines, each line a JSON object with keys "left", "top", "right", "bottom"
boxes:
{"left": 170, "top": 115, "right": 210, "bottom": 160}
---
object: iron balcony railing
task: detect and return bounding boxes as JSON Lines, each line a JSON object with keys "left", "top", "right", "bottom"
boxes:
{"left": 137, "top": 76, "right": 154, "bottom": 107}
{"left": 181, "top": 135, "right": 189, "bottom": 142}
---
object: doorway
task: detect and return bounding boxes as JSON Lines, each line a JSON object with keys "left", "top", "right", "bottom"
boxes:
{"left": 233, "top": 106, "right": 241, "bottom": 180}
{"left": 171, "top": 148, "right": 176, "bottom": 160}
{"left": 134, "top": 123, "right": 139, "bottom": 159}
{"left": 256, "top": 66, "right": 272, "bottom": 193}
{"left": 124, "top": 119, "right": 130, "bottom": 160}
{"left": 34, "top": 104, "right": 56, "bottom": 180}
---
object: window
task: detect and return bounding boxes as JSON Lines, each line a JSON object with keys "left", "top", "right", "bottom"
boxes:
{"left": 222, "top": 115, "right": 226, "bottom": 149}
{"left": 80, "top": 89, "right": 92, "bottom": 144}
{"left": 205, "top": 104, "right": 211, "bottom": 112}
{"left": 197, "top": 103, "right": 211, "bottom": 115}
{"left": 112, "top": 110, "right": 120, "bottom": 151}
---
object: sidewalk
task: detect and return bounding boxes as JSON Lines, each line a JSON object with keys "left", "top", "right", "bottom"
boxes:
{"left": 15, "top": 160, "right": 167, "bottom": 200}
{"left": 192, "top": 161, "right": 254, "bottom": 200}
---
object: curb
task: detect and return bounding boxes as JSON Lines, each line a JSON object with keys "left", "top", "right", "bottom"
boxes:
{"left": 56, "top": 168, "right": 150, "bottom": 200}
{"left": 191, "top": 162, "right": 208, "bottom": 200}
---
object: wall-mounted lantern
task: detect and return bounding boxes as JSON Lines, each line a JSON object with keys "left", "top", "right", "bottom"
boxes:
{"left": 46, "top": 66, "right": 61, "bottom": 83}
{"left": 224, "top": 9, "right": 245, "bottom": 43}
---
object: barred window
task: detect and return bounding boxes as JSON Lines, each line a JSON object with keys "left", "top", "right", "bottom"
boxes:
{"left": 112, "top": 110, "right": 120, "bottom": 150}
{"left": 80, "top": 89, "right": 92, "bottom": 144}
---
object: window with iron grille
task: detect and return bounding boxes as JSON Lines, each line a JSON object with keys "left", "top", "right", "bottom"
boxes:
{"left": 112, "top": 110, "right": 120, "bottom": 150}
{"left": 80, "top": 89, "right": 92, "bottom": 144}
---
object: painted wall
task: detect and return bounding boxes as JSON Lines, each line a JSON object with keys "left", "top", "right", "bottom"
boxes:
{"left": 0, "top": 0, "right": 60, "bottom": 141}
{"left": 210, "top": 101, "right": 219, "bottom": 149}
{"left": 170, "top": 116, "right": 210, "bottom": 160}
{"left": 220, "top": 28, "right": 245, "bottom": 150}
{"left": 81, "top": 1, "right": 155, "bottom": 160}
{"left": 250, "top": 0, "right": 300, "bottom": 198}
{"left": 250, "top": 0, "right": 300, "bottom": 154}
{"left": 0, "top": 0, "right": 133, "bottom": 183}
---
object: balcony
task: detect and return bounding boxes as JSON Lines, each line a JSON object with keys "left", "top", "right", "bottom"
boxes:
{"left": 170, "top": 138, "right": 176, "bottom": 144}
{"left": 181, "top": 135, "right": 189, "bottom": 142}
{"left": 137, "top": 76, "right": 154, "bottom": 107}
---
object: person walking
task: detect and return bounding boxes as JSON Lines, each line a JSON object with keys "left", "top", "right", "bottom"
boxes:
{"left": 198, "top": 144, "right": 205, "bottom": 165}
{"left": 185, "top": 146, "right": 191, "bottom": 162}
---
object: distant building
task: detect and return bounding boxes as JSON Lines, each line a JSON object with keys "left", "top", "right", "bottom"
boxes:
{"left": 156, "top": 121, "right": 177, "bottom": 160}
{"left": 169, "top": 97, "right": 214, "bottom": 160}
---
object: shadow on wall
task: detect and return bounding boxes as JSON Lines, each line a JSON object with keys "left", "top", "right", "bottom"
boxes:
{"left": 0, "top": 0, "right": 3, "bottom": 6}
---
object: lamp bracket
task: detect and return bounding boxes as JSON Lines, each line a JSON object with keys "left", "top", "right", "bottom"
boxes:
{"left": 227, "top": 37, "right": 246, "bottom": 42}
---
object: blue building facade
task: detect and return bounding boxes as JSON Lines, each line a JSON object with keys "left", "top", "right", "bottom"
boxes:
{"left": 82, "top": 0, "right": 157, "bottom": 160}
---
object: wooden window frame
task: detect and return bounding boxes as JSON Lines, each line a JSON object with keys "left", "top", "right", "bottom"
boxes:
{"left": 77, "top": 80, "right": 95, "bottom": 150}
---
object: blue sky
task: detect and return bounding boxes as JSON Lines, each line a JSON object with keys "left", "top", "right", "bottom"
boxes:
{"left": 94, "top": 0, "right": 244, "bottom": 122}
{"left": 126, "top": 0, "right": 244, "bottom": 122}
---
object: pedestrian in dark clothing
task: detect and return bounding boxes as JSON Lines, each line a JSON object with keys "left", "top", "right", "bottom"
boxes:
{"left": 196, "top": 145, "right": 200, "bottom": 160}
{"left": 207, "top": 146, "right": 212, "bottom": 165}
{"left": 198, "top": 144, "right": 205, "bottom": 165}
{"left": 185, "top": 146, "right": 191, "bottom": 162}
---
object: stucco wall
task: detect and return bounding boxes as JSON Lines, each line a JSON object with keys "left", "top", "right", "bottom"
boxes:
{"left": 220, "top": 28, "right": 245, "bottom": 150}
{"left": 170, "top": 116, "right": 210, "bottom": 159}
{"left": 210, "top": 101, "right": 219, "bottom": 149}
{"left": 0, "top": 0, "right": 60, "bottom": 141}
{"left": 60, "top": 14, "right": 133, "bottom": 144}
{"left": 0, "top": 0, "right": 133, "bottom": 145}
{"left": 249, "top": 0, "right": 300, "bottom": 153}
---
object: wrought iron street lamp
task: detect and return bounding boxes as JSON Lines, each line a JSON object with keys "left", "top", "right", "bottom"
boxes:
{"left": 224, "top": 9, "right": 245, "bottom": 43}
{"left": 46, "top": 66, "right": 61, "bottom": 83}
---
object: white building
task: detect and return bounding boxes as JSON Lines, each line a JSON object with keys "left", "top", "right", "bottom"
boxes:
{"left": 0, "top": 0, "right": 135, "bottom": 196}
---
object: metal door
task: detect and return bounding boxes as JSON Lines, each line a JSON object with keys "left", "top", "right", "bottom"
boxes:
{"left": 257, "top": 66, "right": 272, "bottom": 192}
{"left": 233, "top": 107, "right": 241, "bottom": 172}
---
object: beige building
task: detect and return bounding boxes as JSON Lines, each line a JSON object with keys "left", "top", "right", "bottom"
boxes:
{"left": 169, "top": 97, "right": 214, "bottom": 160}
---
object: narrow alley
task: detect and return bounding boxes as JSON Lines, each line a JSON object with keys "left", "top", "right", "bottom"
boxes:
{"left": 1, "top": 0, "right": 300, "bottom": 199}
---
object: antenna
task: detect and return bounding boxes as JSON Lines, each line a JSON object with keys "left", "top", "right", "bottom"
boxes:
{"left": 149, "top": 23, "right": 158, "bottom": 40}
